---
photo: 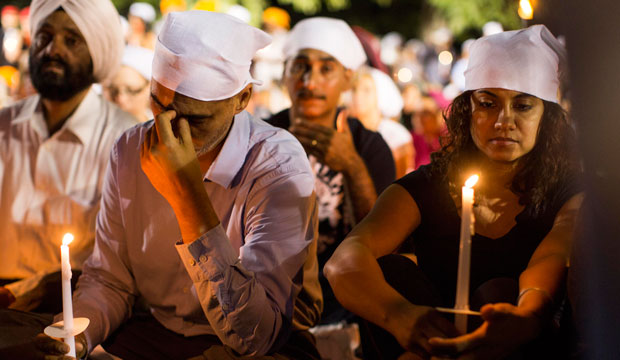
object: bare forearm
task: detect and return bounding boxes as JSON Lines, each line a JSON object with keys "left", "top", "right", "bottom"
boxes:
{"left": 518, "top": 254, "right": 567, "bottom": 318}
{"left": 325, "top": 239, "right": 414, "bottom": 334}
{"left": 342, "top": 156, "right": 377, "bottom": 222}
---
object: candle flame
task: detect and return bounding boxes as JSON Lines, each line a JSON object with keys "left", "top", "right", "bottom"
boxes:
{"left": 465, "top": 175, "right": 479, "bottom": 188}
{"left": 62, "top": 233, "right": 74, "bottom": 246}
{"left": 518, "top": 0, "right": 534, "bottom": 20}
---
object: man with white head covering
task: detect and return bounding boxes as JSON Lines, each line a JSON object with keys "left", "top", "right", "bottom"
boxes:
{"left": 35, "top": 10, "right": 322, "bottom": 360}
{"left": 127, "top": 2, "right": 157, "bottom": 49}
{"left": 267, "top": 17, "right": 395, "bottom": 326}
{"left": 0, "top": 0, "right": 136, "bottom": 314}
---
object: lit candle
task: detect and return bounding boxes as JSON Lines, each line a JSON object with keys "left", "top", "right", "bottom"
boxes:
{"left": 61, "top": 233, "right": 76, "bottom": 358}
{"left": 454, "top": 175, "right": 478, "bottom": 333}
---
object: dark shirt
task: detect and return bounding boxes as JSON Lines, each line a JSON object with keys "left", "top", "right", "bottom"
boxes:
{"left": 267, "top": 108, "right": 395, "bottom": 323}
{"left": 395, "top": 164, "right": 581, "bottom": 307}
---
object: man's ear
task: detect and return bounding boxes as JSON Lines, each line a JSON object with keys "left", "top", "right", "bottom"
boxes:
{"left": 234, "top": 84, "right": 253, "bottom": 114}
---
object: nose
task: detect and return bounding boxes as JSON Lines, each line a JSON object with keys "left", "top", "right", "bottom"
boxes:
{"left": 494, "top": 106, "right": 516, "bottom": 130}
{"left": 42, "top": 35, "right": 65, "bottom": 58}
{"left": 301, "top": 66, "right": 319, "bottom": 90}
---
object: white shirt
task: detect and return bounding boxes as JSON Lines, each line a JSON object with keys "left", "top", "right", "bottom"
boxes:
{"left": 0, "top": 89, "right": 136, "bottom": 294}
{"left": 70, "top": 111, "right": 322, "bottom": 356}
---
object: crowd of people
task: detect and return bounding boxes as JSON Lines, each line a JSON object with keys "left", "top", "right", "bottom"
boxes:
{"left": 0, "top": 1, "right": 585, "bottom": 360}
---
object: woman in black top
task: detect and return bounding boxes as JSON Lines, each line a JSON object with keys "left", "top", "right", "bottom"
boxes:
{"left": 325, "top": 25, "right": 583, "bottom": 360}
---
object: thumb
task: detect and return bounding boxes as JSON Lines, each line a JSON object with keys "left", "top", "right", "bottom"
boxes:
{"left": 336, "top": 109, "right": 350, "bottom": 133}
{"left": 480, "top": 303, "right": 512, "bottom": 322}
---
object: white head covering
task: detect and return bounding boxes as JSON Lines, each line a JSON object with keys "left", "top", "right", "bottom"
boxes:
{"left": 226, "top": 5, "right": 251, "bottom": 24}
{"left": 29, "top": 0, "right": 124, "bottom": 83}
{"left": 283, "top": 17, "right": 366, "bottom": 70}
{"left": 368, "top": 68, "right": 403, "bottom": 119}
{"left": 482, "top": 21, "right": 503, "bottom": 37}
{"left": 152, "top": 11, "right": 271, "bottom": 101}
{"left": 129, "top": 2, "right": 156, "bottom": 24}
{"left": 121, "top": 45, "right": 154, "bottom": 81}
{"left": 464, "top": 24, "right": 565, "bottom": 103}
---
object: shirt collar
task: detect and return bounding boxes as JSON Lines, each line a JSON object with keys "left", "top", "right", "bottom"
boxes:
{"left": 203, "top": 111, "right": 251, "bottom": 189}
{"left": 62, "top": 88, "right": 102, "bottom": 144}
{"left": 13, "top": 88, "right": 102, "bottom": 144}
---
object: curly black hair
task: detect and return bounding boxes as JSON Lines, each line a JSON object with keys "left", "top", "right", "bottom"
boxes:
{"left": 430, "top": 90, "right": 581, "bottom": 216}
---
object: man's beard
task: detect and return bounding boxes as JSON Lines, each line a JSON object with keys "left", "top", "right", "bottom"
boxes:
{"left": 29, "top": 53, "right": 95, "bottom": 101}
{"left": 194, "top": 120, "right": 233, "bottom": 158}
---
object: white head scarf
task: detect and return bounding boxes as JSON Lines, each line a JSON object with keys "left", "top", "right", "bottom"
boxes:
{"left": 121, "top": 46, "right": 154, "bottom": 81}
{"left": 283, "top": 17, "right": 366, "bottom": 70}
{"left": 29, "top": 0, "right": 124, "bottom": 83}
{"left": 464, "top": 24, "right": 565, "bottom": 103}
{"left": 368, "top": 68, "right": 403, "bottom": 119}
{"left": 129, "top": 2, "right": 156, "bottom": 24}
{"left": 152, "top": 11, "right": 271, "bottom": 101}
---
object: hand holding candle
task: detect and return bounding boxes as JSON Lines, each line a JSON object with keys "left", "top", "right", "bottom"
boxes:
{"left": 44, "top": 233, "right": 89, "bottom": 358}
{"left": 454, "top": 175, "right": 479, "bottom": 333}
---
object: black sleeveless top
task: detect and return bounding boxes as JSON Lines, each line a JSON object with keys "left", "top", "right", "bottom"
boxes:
{"left": 395, "top": 165, "right": 581, "bottom": 307}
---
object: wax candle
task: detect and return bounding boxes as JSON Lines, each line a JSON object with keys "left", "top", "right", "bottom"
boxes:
{"left": 454, "top": 175, "right": 478, "bottom": 333}
{"left": 61, "top": 233, "right": 76, "bottom": 358}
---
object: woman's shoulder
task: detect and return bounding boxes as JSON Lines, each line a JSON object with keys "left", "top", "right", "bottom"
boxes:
{"left": 394, "top": 164, "right": 449, "bottom": 208}
{"left": 396, "top": 164, "right": 443, "bottom": 189}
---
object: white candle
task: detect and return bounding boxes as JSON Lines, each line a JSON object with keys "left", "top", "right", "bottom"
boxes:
{"left": 454, "top": 175, "right": 478, "bottom": 333}
{"left": 61, "top": 233, "right": 76, "bottom": 358}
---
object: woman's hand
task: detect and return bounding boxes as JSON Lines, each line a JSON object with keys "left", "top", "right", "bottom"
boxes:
{"left": 428, "top": 303, "right": 542, "bottom": 359}
{"left": 389, "top": 303, "right": 460, "bottom": 358}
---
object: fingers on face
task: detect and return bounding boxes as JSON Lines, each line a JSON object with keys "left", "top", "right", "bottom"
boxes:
{"left": 177, "top": 117, "right": 193, "bottom": 148}
{"left": 154, "top": 109, "right": 176, "bottom": 144}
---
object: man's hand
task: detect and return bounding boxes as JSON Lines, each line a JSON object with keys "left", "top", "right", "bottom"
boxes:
{"left": 289, "top": 111, "right": 361, "bottom": 173}
{"left": 140, "top": 110, "right": 219, "bottom": 242}
{"left": 140, "top": 110, "right": 203, "bottom": 209}
{"left": 428, "top": 303, "right": 542, "bottom": 359}
{"left": 0, "top": 333, "right": 87, "bottom": 360}
{"left": 0, "top": 286, "right": 16, "bottom": 308}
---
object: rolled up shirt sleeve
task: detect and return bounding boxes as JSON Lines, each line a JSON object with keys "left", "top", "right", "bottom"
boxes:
{"left": 176, "top": 166, "right": 317, "bottom": 356}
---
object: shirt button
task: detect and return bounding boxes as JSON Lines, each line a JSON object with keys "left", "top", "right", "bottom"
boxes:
{"left": 199, "top": 255, "right": 207, "bottom": 262}
{"left": 183, "top": 287, "right": 189, "bottom": 293}
{"left": 190, "top": 259, "right": 196, "bottom": 266}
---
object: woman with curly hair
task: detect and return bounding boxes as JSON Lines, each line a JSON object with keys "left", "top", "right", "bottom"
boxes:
{"left": 325, "top": 25, "right": 583, "bottom": 360}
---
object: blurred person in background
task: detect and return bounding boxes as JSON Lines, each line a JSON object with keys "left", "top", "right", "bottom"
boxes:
{"left": 267, "top": 16, "right": 395, "bottom": 359}
{"left": 351, "top": 66, "right": 414, "bottom": 178}
{"left": 0, "top": 0, "right": 136, "bottom": 317}
{"left": 18, "top": 6, "right": 30, "bottom": 49}
{"left": 127, "top": 2, "right": 156, "bottom": 49}
{"left": 249, "top": 6, "right": 291, "bottom": 118}
{"left": 411, "top": 95, "right": 444, "bottom": 169}
{"left": 451, "top": 38, "right": 475, "bottom": 92}
{"left": 104, "top": 45, "right": 154, "bottom": 122}
{"left": 1, "top": 6, "right": 20, "bottom": 67}
{"left": 399, "top": 82, "right": 423, "bottom": 132}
